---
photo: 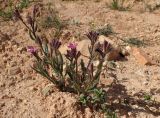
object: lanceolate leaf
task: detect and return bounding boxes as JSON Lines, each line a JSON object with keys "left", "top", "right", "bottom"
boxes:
{"left": 29, "top": 30, "right": 35, "bottom": 41}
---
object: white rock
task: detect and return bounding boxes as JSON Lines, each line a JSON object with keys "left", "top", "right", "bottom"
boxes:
{"left": 9, "top": 67, "right": 21, "bottom": 75}
{"left": 98, "top": 35, "right": 114, "bottom": 45}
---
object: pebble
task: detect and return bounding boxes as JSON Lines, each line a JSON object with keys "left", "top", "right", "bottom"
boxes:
{"left": 22, "top": 74, "right": 32, "bottom": 80}
{"left": 156, "top": 88, "right": 160, "bottom": 94}
{"left": 23, "top": 99, "right": 28, "bottom": 105}
{"left": 143, "top": 81, "right": 148, "bottom": 86}
{"left": 9, "top": 67, "right": 21, "bottom": 75}
{"left": 17, "top": 47, "right": 27, "bottom": 54}
{"left": 132, "top": 47, "right": 153, "bottom": 65}
{"left": 29, "top": 86, "right": 38, "bottom": 91}
{"left": 93, "top": 60, "right": 99, "bottom": 67}
{"left": 85, "top": 108, "right": 92, "bottom": 118}
{"left": 10, "top": 61, "right": 17, "bottom": 67}
{"left": 128, "top": 112, "right": 132, "bottom": 116}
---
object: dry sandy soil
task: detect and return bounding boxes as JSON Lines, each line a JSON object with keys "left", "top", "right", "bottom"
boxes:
{"left": 0, "top": 0, "right": 160, "bottom": 118}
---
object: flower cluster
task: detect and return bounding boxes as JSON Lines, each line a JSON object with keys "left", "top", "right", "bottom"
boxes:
{"left": 50, "top": 39, "right": 62, "bottom": 50}
{"left": 27, "top": 46, "right": 37, "bottom": 54}
{"left": 66, "top": 43, "right": 81, "bottom": 61}
{"left": 95, "top": 40, "right": 112, "bottom": 58}
{"left": 86, "top": 31, "right": 99, "bottom": 45}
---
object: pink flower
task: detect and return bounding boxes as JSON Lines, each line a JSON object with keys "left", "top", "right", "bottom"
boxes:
{"left": 27, "top": 46, "right": 37, "bottom": 54}
{"left": 68, "top": 43, "right": 77, "bottom": 49}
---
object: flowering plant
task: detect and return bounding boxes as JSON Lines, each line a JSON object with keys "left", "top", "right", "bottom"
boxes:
{"left": 14, "top": 8, "right": 111, "bottom": 105}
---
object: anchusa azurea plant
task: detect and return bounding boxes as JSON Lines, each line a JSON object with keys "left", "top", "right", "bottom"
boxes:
{"left": 14, "top": 8, "right": 112, "bottom": 109}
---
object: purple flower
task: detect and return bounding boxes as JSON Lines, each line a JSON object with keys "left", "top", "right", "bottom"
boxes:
{"left": 27, "top": 16, "right": 33, "bottom": 25}
{"left": 68, "top": 43, "right": 77, "bottom": 49}
{"left": 103, "top": 40, "right": 112, "bottom": 53}
{"left": 13, "top": 9, "right": 22, "bottom": 20}
{"left": 86, "top": 31, "right": 99, "bottom": 45}
{"left": 66, "top": 48, "right": 81, "bottom": 60}
{"left": 95, "top": 41, "right": 112, "bottom": 58}
{"left": 66, "top": 43, "right": 81, "bottom": 60}
{"left": 27, "top": 46, "right": 37, "bottom": 54}
{"left": 33, "top": 5, "right": 39, "bottom": 17}
{"left": 50, "top": 39, "right": 61, "bottom": 49}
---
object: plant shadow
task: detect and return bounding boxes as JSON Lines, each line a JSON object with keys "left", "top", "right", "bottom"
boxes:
{"left": 103, "top": 80, "right": 160, "bottom": 117}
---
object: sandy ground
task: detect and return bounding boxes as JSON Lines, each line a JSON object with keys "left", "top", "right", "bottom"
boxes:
{"left": 0, "top": 0, "right": 160, "bottom": 118}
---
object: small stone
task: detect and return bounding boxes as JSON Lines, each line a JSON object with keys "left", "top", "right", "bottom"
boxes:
{"left": 3, "top": 57, "right": 8, "bottom": 63}
{"left": 9, "top": 67, "right": 21, "bottom": 75}
{"left": 143, "top": 81, "right": 148, "bottom": 86}
{"left": 102, "top": 61, "right": 107, "bottom": 67}
{"left": 85, "top": 108, "right": 92, "bottom": 118}
{"left": 121, "top": 115, "right": 127, "bottom": 118}
{"left": 10, "top": 61, "right": 17, "bottom": 67}
{"left": 29, "top": 86, "right": 38, "bottom": 91}
{"left": 98, "top": 35, "right": 114, "bottom": 45}
{"left": 125, "top": 46, "right": 132, "bottom": 52}
{"left": 17, "top": 47, "right": 27, "bottom": 54}
{"left": 152, "top": 74, "right": 160, "bottom": 80}
{"left": 23, "top": 99, "right": 28, "bottom": 104}
{"left": 128, "top": 112, "right": 132, "bottom": 116}
{"left": 121, "top": 48, "right": 130, "bottom": 56}
{"left": 132, "top": 47, "right": 153, "bottom": 65}
{"left": 22, "top": 74, "right": 32, "bottom": 79}
{"left": 156, "top": 88, "right": 160, "bottom": 94}
{"left": 93, "top": 60, "right": 99, "bottom": 67}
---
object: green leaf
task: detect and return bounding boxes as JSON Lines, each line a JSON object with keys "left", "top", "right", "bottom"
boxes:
{"left": 29, "top": 30, "right": 35, "bottom": 40}
{"left": 34, "top": 23, "right": 38, "bottom": 32}
{"left": 80, "top": 59, "right": 87, "bottom": 81}
{"left": 58, "top": 51, "right": 64, "bottom": 75}
{"left": 44, "top": 43, "right": 48, "bottom": 54}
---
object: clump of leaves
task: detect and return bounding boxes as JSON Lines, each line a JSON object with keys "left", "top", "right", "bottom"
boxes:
{"left": 0, "top": 0, "right": 30, "bottom": 21}
{"left": 96, "top": 24, "right": 114, "bottom": 37}
{"left": 123, "top": 38, "right": 145, "bottom": 47}
{"left": 38, "top": 3, "right": 67, "bottom": 38}
{"left": 39, "top": 3, "right": 66, "bottom": 30}
{"left": 144, "top": 94, "right": 152, "bottom": 101}
{"left": 0, "top": 0, "right": 14, "bottom": 20}
{"left": 79, "top": 88, "right": 106, "bottom": 109}
{"left": 14, "top": 7, "right": 111, "bottom": 96}
{"left": 18, "top": 0, "right": 30, "bottom": 10}
{"left": 109, "top": 0, "right": 133, "bottom": 11}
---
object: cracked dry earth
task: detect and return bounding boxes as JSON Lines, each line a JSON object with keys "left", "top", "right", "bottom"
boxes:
{"left": 0, "top": 0, "right": 160, "bottom": 118}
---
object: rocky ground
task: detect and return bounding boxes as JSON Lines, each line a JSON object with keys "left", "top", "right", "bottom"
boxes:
{"left": 0, "top": 0, "right": 160, "bottom": 118}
